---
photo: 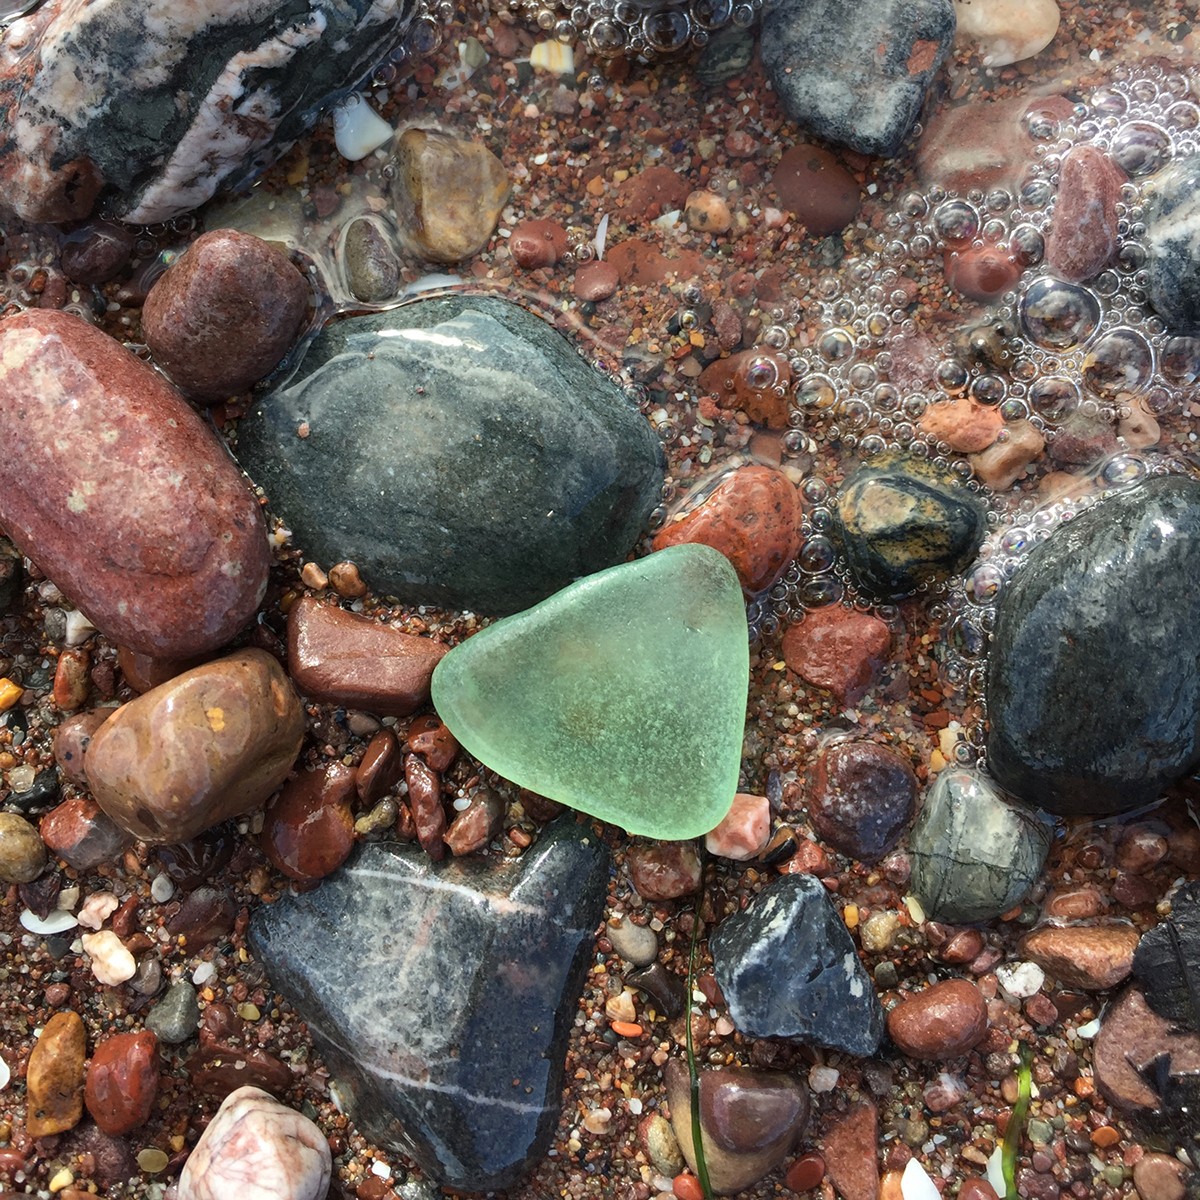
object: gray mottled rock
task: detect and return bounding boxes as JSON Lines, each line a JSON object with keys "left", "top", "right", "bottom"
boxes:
{"left": 145, "top": 980, "right": 202, "bottom": 1045}
{"left": 987, "top": 476, "right": 1200, "bottom": 816}
{"left": 709, "top": 873, "right": 883, "bottom": 1056}
{"left": 236, "top": 295, "right": 664, "bottom": 615}
{"left": 248, "top": 816, "right": 610, "bottom": 1193}
{"left": 760, "top": 0, "right": 956, "bottom": 157}
{"left": 0, "top": 0, "right": 416, "bottom": 224}
{"left": 1145, "top": 154, "right": 1200, "bottom": 332}
{"left": 909, "top": 768, "right": 1051, "bottom": 923}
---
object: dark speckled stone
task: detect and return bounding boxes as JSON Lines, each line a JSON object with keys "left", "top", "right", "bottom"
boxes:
{"left": 834, "top": 454, "right": 986, "bottom": 600}
{"left": 987, "top": 476, "right": 1200, "bottom": 816}
{"left": 1145, "top": 155, "right": 1200, "bottom": 332}
{"left": 248, "top": 817, "right": 610, "bottom": 1194}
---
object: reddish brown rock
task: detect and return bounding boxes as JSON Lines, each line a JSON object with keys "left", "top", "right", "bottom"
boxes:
{"left": 945, "top": 243, "right": 1022, "bottom": 302}
{"left": 52, "top": 649, "right": 90, "bottom": 711}
{"left": 84, "top": 1030, "right": 159, "bottom": 1136}
{"left": 143, "top": 230, "right": 310, "bottom": 399}
{"left": 1133, "top": 1152, "right": 1190, "bottom": 1200}
{"left": 26, "top": 1010, "right": 87, "bottom": 1137}
{"left": 117, "top": 645, "right": 207, "bottom": 694}
{"left": 918, "top": 396, "right": 1005, "bottom": 453}
{"left": 39, "top": 796, "right": 131, "bottom": 871}
{"left": 809, "top": 740, "right": 916, "bottom": 863}
{"left": 699, "top": 349, "right": 792, "bottom": 429}
{"left": 781, "top": 605, "right": 891, "bottom": 705}
{"left": 628, "top": 842, "right": 702, "bottom": 900}
{"left": 616, "top": 166, "right": 690, "bottom": 219}
{"left": 771, "top": 145, "right": 860, "bottom": 236}
{"left": 0, "top": 310, "right": 271, "bottom": 658}
{"left": 1045, "top": 145, "right": 1124, "bottom": 283}
{"left": 59, "top": 221, "right": 135, "bottom": 285}
{"left": 84, "top": 649, "right": 305, "bottom": 844}
{"left": 969, "top": 420, "right": 1045, "bottom": 490}
{"left": 355, "top": 728, "right": 404, "bottom": 805}
{"left": 1020, "top": 922, "right": 1140, "bottom": 990}
{"left": 959, "top": 1182, "right": 1001, "bottom": 1200}
{"left": 886, "top": 979, "right": 988, "bottom": 1059}
{"left": 606, "top": 239, "right": 707, "bottom": 287}
{"left": 822, "top": 1100, "right": 879, "bottom": 1200}
{"left": 261, "top": 762, "right": 356, "bottom": 883}
{"left": 406, "top": 754, "right": 446, "bottom": 861}
{"left": 653, "top": 466, "right": 800, "bottom": 594}
{"left": 51, "top": 709, "right": 110, "bottom": 786}
{"left": 287, "top": 597, "right": 448, "bottom": 717}
{"left": 509, "top": 218, "right": 568, "bottom": 269}
{"left": 405, "top": 714, "right": 459, "bottom": 772}
{"left": 1043, "top": 885, "right": 1106, "bottom": 921}
{"left": 574, "top": 259, "right": 620, "bottom": 301}
{"left": 444, "top": 788, "right": 504, "bottom": 856}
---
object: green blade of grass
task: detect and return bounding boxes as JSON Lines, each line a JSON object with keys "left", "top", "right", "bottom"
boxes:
{"left": 686, "top": 848, "right": 714, "bottom": 1200}
{"left": 1002, "top": 1043, "right": 1034, "bottom": 1200}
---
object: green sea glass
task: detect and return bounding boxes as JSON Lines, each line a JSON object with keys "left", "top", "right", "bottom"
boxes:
{"left": 430, "top": 544, "right": 749, "bottom": 840}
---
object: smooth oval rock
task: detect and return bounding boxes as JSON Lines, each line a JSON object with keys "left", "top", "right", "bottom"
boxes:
{"left": 84, "top": 649, "right": 305, "bottom": 844}
{"left": 509, "top": 218, "right": 569, "bottom": 269}
{"left": 652, "top": 465, "right": 801, "bottom": 594}
{"left": 954, "top": 0, "right": 1060, "bottom": 67}
{"left": 771, "top": 145, "right": 861, "bottom": 236}
{"left": 236, "top": 295, "right": 663, "bottom": 616}
{"left": 809, "top": 740, "right": 916, "bottom": 864}
{"left": 341, "top": 216, "right": 401, "bottom": 303}
{"left": 781, "top": 605, "right": 891, "bottom": 705}
{"left": 1019, "top": 922, "right": 1140, "bottom": 990}
{"left": 260, "top": 762, "right": 356, "bottom": 883}
{"left": 143, "top": 230, "right": 310, "bottom": 400}
{"left": 26, "top": 1010, "right": 86, "bottom": 1137}
{"left": 0, "top": 309, "right": 270, "bottom": 658}
{"left": 944, "top": 243, "right": 1022, "bottom": 301}
{"left": 987, "top": 476, "right": 1200, "bottom": 815}
{"left": 0, "top": 812, "right": 46, "bottom": 883}
{"left": 886, "top": 979, "right": 988, "bottom": 1060}
{"left": 84, "top": 1030, "right": 159, "bottom": 1136}
{"left": 1145, "top": 155, "right": 1200, "bottom": 332}
{"left": 1045, "top": 145, "right": 1124, "bottom": 283}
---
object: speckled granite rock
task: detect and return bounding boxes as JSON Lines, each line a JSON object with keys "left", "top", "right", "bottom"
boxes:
{"left": 248, "top": 817, "right": 610, "bottom": 1192}
{"left": 760, "top": 0, "right": 956, "bottom": 157}
{"left": 709, "top": 873, "right": 884, "bottom": 1056}
{"left": 236, "top": 296, "right": 663, "bottom": 615}
{"left": 1145, "top": 154, "right": 1200, "bottom": 332}
{"left": 987, "top": 476, "right": 1200, "bottom": 815}
{"left": 0, "top": 0, "right": 416, "bottom": 224}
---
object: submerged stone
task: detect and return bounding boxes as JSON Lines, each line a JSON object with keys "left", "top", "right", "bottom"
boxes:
{"left": 431, "top": 545, "right": 748, "bottom": 840}
{"left": 709, "top": 873, "right": 884, "bottom": 1056}
{"left": 1145, "top": 155, "right": 1200, "bottom": 332}
{"left": 248, "top": 817, "right": 610, "bottom": 1193}
{"left": 909, "top": 768, "right": 1051, "bottom": 923}
{"left": 236, "top": 295, "right": 663, "bottom": 615}
{"left": 987, "top": 476, "right": 1200, "bottom": 815}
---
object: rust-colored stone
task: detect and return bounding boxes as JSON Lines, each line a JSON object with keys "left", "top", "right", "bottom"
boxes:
{"left": 771, "top": 145, "right": 860, "bottom": 236}
{"left": 628, "top": 842, "right": 702, "bottom": 900}
{"left": 698, "top": 349, "right": 793, "bottom": 429}
{"left": 821, "top": 1100, "right": 879, "bottom": 1200}
{"left": 782, "top": 605, "right": 891, "bottom": 705}
{"left": 39, "top": 797, "right": 131, "bottom": 872}
{"left": 405, "top": 714, "right": 459, "bottom": 773}
{"left": 405, "top": 754, "right": 445, "bottom": 861}
{"left": 1020, "top": 922, "right": 1140, "bottom": 990}
{"left": 509, "top": 218, "right": 569, "bottom": 269}
{"left": 944, "top": 243, "right": 1022, "bottom": 301}
{"left": 918, "top": 396, "right": 1005, "bottom": 453}
{"left": 117, "top": 645, "right": 207, "bottom": 693}
{"left": 886, "top": 979, "right": 988, "bottom": 1060}
{"left": 26, "top": 1010, "right": 86, "bottom": 1137}
{"left": 1045, "top": 145, "right": 1125, "bottom": 283}
{"left": 355, "top": 729, "right": 404, "bottom": 806}
{"left": 84, "top": 1030, "right": 159, "bottom": 1136}
{"left": 51, "top": 709, "right": 110, "bottom": 786}
{"left": 444, "top": 788, "right": 504, "bottom": 856}
{"left": 261, "top": 762, "right": 356, "bottom": 883}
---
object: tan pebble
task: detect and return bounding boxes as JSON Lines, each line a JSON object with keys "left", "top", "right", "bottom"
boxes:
{"left": 919, "top": 396, "right": 1005, "bottom": 453}
{"left": 1119, "top": 397, "right": 1161, "bottom": 450}
{"left": 26, "top": 1011, "right": 86, "bottom": 1137}
{"left": 327, "top": 561, "right": 367, "bottom": 598}
{"left": 954, "top": 0, "right": 1060, "bottom": 67}
{"left": 76, "top": 891, "right": 120, "bottom": 930}
{"left": 0, "top": 812, "right": 47, "bottom": 883}
{"left": 81, "top": 930, "right": 137, "bottom": 985}
{"left": 969, "top": 421, "right": 1045, "bottom": 490}
{"left": 683, "top": 189, "right": 731, "bottom": 234}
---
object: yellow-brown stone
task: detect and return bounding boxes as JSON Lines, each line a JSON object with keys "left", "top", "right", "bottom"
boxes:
{"left": 26, "top": 1010, "right": 86, "bottom": 1137}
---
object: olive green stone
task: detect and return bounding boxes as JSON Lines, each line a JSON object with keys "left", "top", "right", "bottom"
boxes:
{"left": 430, "top": 545, "right": 749, "bottom": 840}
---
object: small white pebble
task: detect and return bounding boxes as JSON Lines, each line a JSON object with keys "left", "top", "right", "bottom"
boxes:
{"left": 0, "top": 1052, "right": 9, "bottom": 1090}
{"left": 582, "top": 1106, "right": 612, "bottom": 1135}
{"left": 808, "top": 1065, "right": 840, "bottom": 1093}
{"left": 20, "top": 908, "right": 78, "bottom": 935}
{"left": 986, "top": 1145, "right": 1007, "bottom": 1195}
{"left": 530, "top": 40, "right": 573, "bottom": 74}
{"left": 714, "top": 1015, "right": 735, "bottom": 1036}
{"left": 63, "top": 609, "right": 97, "bottom": 645}
{"left": 370, "top": 1160, "right": 391, "bottom": 1179}
{"left": 82, "top": 930, "right": 136, "bottom": 985}
{"left": 904, "top": 894, "right": 927, "bottom": 924}
{"left": 332, "top": 94, "right": 393, "bottom": 161}
{"left": 192, "top": 962, "right": 217, "bottom": 986}
{"left": 996, "top": 960, "right": 1045, "bottom": 999}
{"left": 150, "top": 873, "right": 175, "bottom": 903}
{"left": 77, "top": 891, "right": 120, "bottom": 930}
{"left": 901, "top": 1158, "right": 941, "bottom": 1200}
{"left": 627, "top": 1097, "right": 643, "bottom": 1116}
{"left": 56, "top": 884, "right": 80, "bottom": 911}
{"left": 1075, "top": 1017, "right": 1101, "bottom": 1039}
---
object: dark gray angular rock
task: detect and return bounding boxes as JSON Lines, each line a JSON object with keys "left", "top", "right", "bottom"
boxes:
{"left": 144, "top": 980, "right": 202, "bottom": 1045}
{"left": 236, "top": 295, "right": 664, "bottom": 615}
{"left": 0, "top": 0, "right": 416, "bottom": 224}
{"left": 248, "top": 816, "right": 610, "bottom": 1194}
{"left": 759, "top": 0, "right": 956, "bottom": 157}
{"left": 1132, "top": 880, "right": 1200, "bottom": 1033}
{"left": 909, "top": 768, "right": 1052, "bottom": 924}
{"left": 1145, "top": 155, "right": 1200, "bottom": 333}
{"left": 987, "top": 476, "right": 1200, "bottom": 816}
{"left": 709, "top": 873, "right": 883, "bottom": 1056}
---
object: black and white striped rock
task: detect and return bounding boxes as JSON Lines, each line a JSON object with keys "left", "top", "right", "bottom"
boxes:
{"left": 0, "top": 0, "right": 416, "bottom": 224}
{"left": 248, "top": 817, "right": 610, "bottom": 1193}
{"left": 1145, "top": 155, "right": 1200, "bottom": 332}
{"left": 709, "top": 873, "right": 884, "bottom": 1056}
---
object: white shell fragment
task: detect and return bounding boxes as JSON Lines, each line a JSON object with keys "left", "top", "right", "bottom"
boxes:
{"left": 530, "top": 40, "right": 574, "bottom": 74}
{"left": 332, "top": 94, "right": 394, "bottom": 162}
{"left": 901, "top": 1159, "right": 941, "bottom": 1200}
{"left": 0, "top": 1053, "right": 10, "bottom": 1091}
{"left": 20, "top": 908, "right": 78, "bottom": 935}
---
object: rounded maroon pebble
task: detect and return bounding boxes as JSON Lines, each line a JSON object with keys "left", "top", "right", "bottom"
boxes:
{"left": 509, "top": 218, "right": 568, "bottom": 268}
{"left": 771, "top": 144, "right": 860, "bottom": 236}
{"left": 945, "top": 243, "right": 1022, "bottom": 301}
{"left": 627, "top": 842, "right": 702, "bottom": 900}
{"left": 887, "top": 978, "right": 988, "bottom": 1060}
{"left": 142, "top": 228, "right": 310, "bottom": 400}
{"left": 785, "top": 1152, "right": 825, "bottom": 1191}
{"left": 574, "top": 259, "right": 619, "bottom": 300}
{"left": 959, "top": 1180, "right": 1001, "bottom": 1200}
{"left": 261, "top": 762, "right": 356, "bottom": 883}
{"left": 59, "top": 220, "right": 135, "bottom": 284}
{"left": 84, "top": 1030, "right": 160, "bottom": 1136}
{"left": 809, "top": 740, "right": 916, "bottom": 864}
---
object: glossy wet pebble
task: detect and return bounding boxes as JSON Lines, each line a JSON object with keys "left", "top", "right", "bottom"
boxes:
{"left": 953, "top": 0, "right": 1060, "bottom": 67}
{"left": 781, "top": 605, "right": 891, "bottom": 705}
{"left": 84, "top": 1031, "right": 159, "bottom": 1136}
{"left": 26, "top": 1011, "right": 86, "bottom": 1137}
{"left": 0, "top": 812, "right": 46, "bottom": 883}
{"left": 260, "top": 763, "right": 356, "bottom": 883}
{"left": 39, "top": 797, "right": 131, "bottom": 872}
{"left": 143, "top": 230, "right": 309, "bottom": 399}
{"left": 628, "top": 841, "right": 703, "bottom": 899}
{"left": 809, "top": 741, "right": 916, "bottom": 863}
{"left": 1045, "top": 145, "right": 1124, "bottom": 282}
{"left": 886, "top": 979, "right": 988, "bottom": 1059}
{"left": 145, "top": 980, "right": 202, "bottom": 1045}
{"left": 0, "top": 310, "right": 270, "bottom": 658}
{"left": 341, "top": 216, "right": 401, "bottom": 302}
{"left": 1019, "top": 922, "right": 1140, "bottom": 990}
{"left": 987, "top": 476, "right": 1200, "bottom": 815}
{"left": 85, "top": 650, "right": 305, "bottom": 844}
{"left": 1145, "top": 155, "right": 1200, "bottom": 332}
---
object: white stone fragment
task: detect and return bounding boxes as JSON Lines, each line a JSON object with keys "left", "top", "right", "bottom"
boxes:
{"left": 901, "top": 1158, "right": 942, "bottom": 1200}
{"left": 179, "top": 1086, "right": 330, "bottom": 1200}
{"left": 82, "top": 930, "right": 137, "bottom": 985}
{"left": 986, "top": 1144, "right": 1007, "bottom": 1195}
{"left": 77, "top": 891, "right": 120, "bottom": 930}
{"left": 530, "top": 40, "right": 574, "bottom": 74}
{"left": 1076, "top": 1017, "right": 1101, "bottom": 1039}
{"left": 954, "top": 0, "right": 1061, "bottom": 68}
{"left": 808, "top": 1064, "right": 840, "bottom": 1093}
{"left": 193, "top": 962, "right": 217, "bottom": 986}
{"left": 0, "top": 1053, "right": 9, "bottom": 1091}
{"left": 996, "top": 960, "right": 1045, "bottom": 999}
{"left": 20, "top": 908, "right": 78, "bottom": 935}
{"left": 332, "top": 94, "right": 393, "bottom": 162}
{"left": 151, "top": 873, "right": 176, "bottom": 903}
{"left": 63, "top": 609, "right": 97, "bottom": 646}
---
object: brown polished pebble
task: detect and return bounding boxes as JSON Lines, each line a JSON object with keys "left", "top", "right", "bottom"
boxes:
{"left": 616, "top": 165, "right": 690, "bottom": 219}
{"left": 288, "top": 597, "right": 447, "bottom": 717}
{"left": 809, "top": 740, "right": 916, "bottom": 864}
{"left": 781, "top": 605, "right": 891, "bottom": 705}
{"left": 780, "top": 837, "right": 832, "bottom": 877}
{"left": 154, "top": 824, "right": 237, "bottom": 890}
{"left": 945, "top": 242, "right": 1022, "bottom": 301}
{"left": 0, "top": 812, "right": 47, "bottom": 883}
{"left": 1045, "top": 144, "right": 1124, "bottom": 283}
{"left": 785, "top": 1152, "right": 826, "bottom": 1192}
{"left": 573, "top": 259, "right": 620, "bottom": 301}
{"left": 627, "top": 961, "right": 685, "bottom": 1018}
{"left": 405, "top": 754, "right": 446, "bottom": 861}
{"left": 937, "top": 928, "right": 985, "bottom": 965}
{"left": 683, "top": 188, "right": 732, "bottom": 234}
{"left": 509, "top": 218, "right": 569, "bottom": 269}
{"left": 142, "top": 229, "right": 310, "bottom": 399}
{"left": 628, "top": 841, "right": 702, "bottom": 900}
{"left": 356, "top": 729, "right": 404, "bottom": 805}
{"left": 699, "top": 348, "right": 792, "bottom": 429}
{"left": 1133, "top": 1152, "right": 1189, "bottom": 1200}
{"left": 1020, "top": 921, "right": 1140, "bottom": 990}
{"left": 405, "top": 713, "right": 459, "bottom": 772}
{"left": 59, "top": 220, "right": 135, "bottom": 284}
{"left": 821, "top": 1100, "right": 879, "bottom": 1200}
{"left": 1115, "top": 826, "right": 1169, "bottom": 874}
{"left": 1043, "top": 885, "right": 1106, "bottom": 921}
{"left": 969, "top": 419, "right": 1045, "bottom": 491}
{"left": 165, "top": 886, "right": 237, "bottom": 950}
{"left": 261, "top": 762, "right": 356, "bottom": 883}
{"left": 327, "top": 561, "right": 369, "bottom": 599}
{"left": 887, "top": 979, "right": 988, "bottom": 1060}
{"left": 52, "top": 649, "right": 90, "bottom": 710}
{"left": 918, "top": 396, "right": 1004, "bottom": 454}
{"left": 652, "top": 465, "right": 801, "bottom": 594}
{"left": 1024, "top": 992, "right": 1060, "bottom": 1028}
{"left": 444, "top": 787, "right": 504, "bottom": 856}
{"left": 26, "top": 1010, "right": 87, "bottom": 1137}
{"left": 84, "top": 1030, "right": 159, "bottom": 1136}
{"left": 959, "top": 1180, "right": 1001, "bottom": 1200}
{"left": 39, "top": 797, "right": 131, "bottom": 871}
{"left": 52, "top": 708, "right": 111, "bottom": 785}
{"left": 771, "top": 144, "right": 860, "bottom": 236}
{"left": 117, "top": 645, "right": 205, "bottom": 693}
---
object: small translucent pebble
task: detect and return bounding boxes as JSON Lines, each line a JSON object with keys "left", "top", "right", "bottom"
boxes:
{"left": 332, "top": 94, "right": 393, "bottom": 162}
{"left": 901, "top": 1159, "right": 942, "bottom": 1200}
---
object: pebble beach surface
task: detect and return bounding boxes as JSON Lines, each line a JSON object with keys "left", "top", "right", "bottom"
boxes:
{"left": 1, "top": 2, "right": 1200, "bottom": 1200}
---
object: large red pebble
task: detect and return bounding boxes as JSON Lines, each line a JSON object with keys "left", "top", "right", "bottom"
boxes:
{"left": 509, "top": 218, "right": 568, "bottom": 268}
{"left": 1045, "top": 144, "right": 1125, "bottom": 283}
{"left": 698, "top": 349, "right": 793, "bottom": 429}
{"left": 786, "top": 1153, "right": 826, "bottom": 1192}
{"left": 0, "top": 310, "right": 270, "bottom": 658}
{"left": 781, "top": 605, "right": 891, "bottom": 704}
{"left": 653, "top": 465, "right": 801, "bottom": 593}
{"left": 771, "top": 145, "right": 860, "bottom": 236}
{"left": 261, "top": 762, "right": 356, "bottom": 883}
{"left": 886, "top": 978, "right": 988, "bottom": 1060}
{"left": 84, "top": 1030, "right": 160, "bottom": 1136}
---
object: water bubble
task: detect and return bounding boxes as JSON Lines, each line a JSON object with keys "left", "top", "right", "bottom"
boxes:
{"left": 971, "top": 374, "right": 1006, "bottom": 405}
{"left": 692, "top": 0, "right": 733, "bottom": 28}
{"left": 1000, "top": 527, "right": 1030, "bottom": 555}
{"left": 799, "top": 577, "right": 843, "bottom": 607}
{"left": 1100, "top": 453, "right": 1148, "bottom": 486}
{"left": 1021, "top": 178, "right": 1054, "bottom": 208}
{"left": 1020, "top": 278, "right": 1101, "bottom": 349}
{"left": 936, "top": 358, "right": 969, "bottom": 394}
{"left": 1082, "top": 327, "right": 1153, "bottom": 398}
{"left": 798, "top": 535, "right": 837, "bottom": 573}
{"left": 1091, "top": 86, "right": 1129, "bottom": 116}
{"left": 587, "top": 18, "right": 626, "bottom": 53}
{"left": 801, "top": 477, "right": 829, "bottom": 504}
{"left": 1166, "top": 102, "right": 1200, "bottom": 131}
{"left": 965, "top": 563, "right": 1004, "bottom": 604}
{"left": 762, "top": 324, "right": 790, "bottom": 349}
{"left": 1111, "top": 121, "right": 1173, "bottom": 176}
{"left": 837, "top": 397, "right": 871, "bottom": 429}
{"left": 1162, "top": 335, "right": 1200, "bottom": 383}
{"left": 933, "top": 199, "right": 980, "bottom": 245}
{"left": 818, "top": 328, "right": 855, "bottom": 363}
{"left": 796, "top": 374, "right": 837, "bottom": 409}
{"left": 643, "top": 7, "right": 691, "bottom": 51}
{"left": 1028, "top": 376, "right": 1079, "bottom": 421}
{"left": 1010, "top": 225, "right": 1045, "bottom": 267}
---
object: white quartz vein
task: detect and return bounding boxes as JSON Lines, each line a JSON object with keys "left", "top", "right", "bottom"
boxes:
{"left": 346, "top": 867, "right": 550, "bottom": 918}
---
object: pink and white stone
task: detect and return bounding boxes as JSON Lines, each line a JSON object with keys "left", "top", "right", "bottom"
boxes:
{"left": 705, "top": 793, "right": 771, "bottom": 861}
{"left": 178, "top": 1087, "right": 331, "bottom": 1200}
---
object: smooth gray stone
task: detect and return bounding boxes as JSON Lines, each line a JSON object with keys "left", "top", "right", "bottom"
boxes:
{"left": 987, "top": 476, "right": 1200, "bottom": 815}
{"left": 248, "top": 817, "right": 610, "bottom": 1193}
{"left": 1145, "top": 155, "right": 1200, "bottom": 332}
{"left": 709, "top": 873, "right": 883, "bottom": 1056}
{"left": 759, "top": 0, "right": 955, "bottom": 157}
{"left": 144, "top": 980, "right": 202, "bottom": 1045}
{"left": 909, "top": 768, "right": 1051, "bottom": 923}
{"left": 236, "top": 296, "right": 664, "bottom": 615}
